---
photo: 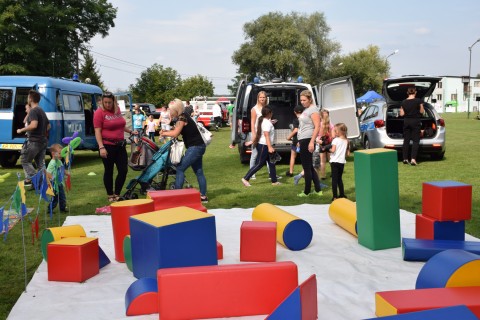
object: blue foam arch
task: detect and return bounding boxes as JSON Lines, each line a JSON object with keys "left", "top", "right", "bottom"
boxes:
{"left": 364, "top": 305, "right": 477, "bottom": 319}
{"left": 125, "top": 277, "right": 158, "bottom": 312}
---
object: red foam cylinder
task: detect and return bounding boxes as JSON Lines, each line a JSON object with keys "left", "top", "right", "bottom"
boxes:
{"left": 157, "top": 261, "right": 298, "bottom": 319}
{"left": 110, "top": 199, "right": 154, "bottom": 262}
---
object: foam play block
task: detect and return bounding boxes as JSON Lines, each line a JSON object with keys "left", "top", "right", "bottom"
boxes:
{"left": 422, "top": 181, "right": 472, "bottom": 221}
{"left": 328, "top": 198, "right": 357, "bottom": 237}
{"left": 252, "top": 203, "right": 313, "bottom": 251}
{"left": 240, "top": 221, "right": 277, "bottom": 262}
{"left": 416, "top": 249, "right": 480, "bottom": 289}
{"left": 47, "top": 237, "right": 99, "bottom": 282}
{"left": 266, "top": 274, "right": 318, "bottom": 320}
{"left": 110, "top": 199, "right": 155, "bottom": 262}
{"left": 123, "top": 235, "right": 133, "bottom": 272}
{"left": 365, "top": 305, "right": 477, "bottom": 319}
{"left": 402, "top": 238, "right": 480, "bottom": 261}
{"left": 147, "top": 189, "right": 207, "bottom": 212}
{"left": 125, "top": 277, "right": 158, "bottom": 316}
{"left": 41, "top": 224, "right": 86, "bottom": 261}
{"left": 375, "top": 286, "right": 480, "bottom": 317}
{"left": 157, "top": 261, "right": 298, "bottom": 320}
{"left": 130, "top": 206, "right": 217, "bottom": 279}
{"left": 216, "top": 241, "right": 223, "bottom": 260}
{"left": 99, "top": 246, "right": 110, "bottom": 269}
{"left": 354, "top": 149, "right": 400, "bottom": 250}
{"left": 415, "top": 214, "right": 465, "bottom": 241}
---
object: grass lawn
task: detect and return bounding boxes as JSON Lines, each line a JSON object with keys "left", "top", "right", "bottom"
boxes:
{"left": 0, "top": 112, "right": 479, "bottom": 318}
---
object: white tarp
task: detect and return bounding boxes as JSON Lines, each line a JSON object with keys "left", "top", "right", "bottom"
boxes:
{"left": 7, "top": 204, "right": 478, "bottom": 320}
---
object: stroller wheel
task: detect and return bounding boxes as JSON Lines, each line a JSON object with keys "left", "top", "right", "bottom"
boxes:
{"left": 185, "top": 184, "right": 192, "bottom": 188}
{"left": 169, "top": 182, "right": 176, "bottom": 190}
{"left": 131, "top": 193, "right": 139, "bottom": 199}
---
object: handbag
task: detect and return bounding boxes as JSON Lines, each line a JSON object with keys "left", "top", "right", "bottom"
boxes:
{"left": 269, "top": 151, "right": 282, "bottom": 164}
{"left": 169, "top": 140, "right": 185, "bottom": 165}
{"left": 196, "top": 122, "right": 212, "bottom": 146}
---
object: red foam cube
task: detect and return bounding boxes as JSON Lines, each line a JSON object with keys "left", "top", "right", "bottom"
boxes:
{"left": 422, "top": 181, "right": 472, "bottom": 221}
{"left": 416, "top": 214, "right": 465, "bottom": 241}
{"left": 147, "top": 189, "right": 207, "bottom": 212}
{"left": 47, "top": 237, "right": 99, "bottom": 282}
{"left": 216, "top": 241, "right": 223, "bottom": 260}
{"left": 240, "top": 221, "right": 276, "bottom": 262}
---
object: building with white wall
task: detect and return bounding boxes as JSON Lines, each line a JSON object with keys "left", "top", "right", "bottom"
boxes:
{"left": 432, "top": 76, "right": 480, "bottom": 113}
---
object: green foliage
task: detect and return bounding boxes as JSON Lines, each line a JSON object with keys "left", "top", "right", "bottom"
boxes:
{"left": 232, "top": 11, "right": 340, "bottom": 83}
{"left": 175, "top": 75, "right": 214, "bottom": 100}
{"left": 329, "top": 45, "right": 388, "bottom": 96}
{"left": 79, "top": 51, "right": 105, "bottom": 89}
{"left": 129, "top": 63, "right": 181, "bottom": 105}
{"left": 0, "top": 0, "right": 116, "bottom": 77}
{"left": 227, "top": 73, "right": 247, "bottom": 96}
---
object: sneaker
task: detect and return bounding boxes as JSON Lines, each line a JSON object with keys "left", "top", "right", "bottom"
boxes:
{"left": 410, "top": 160, "right": 417, "bottom": 166}
{"left": 297, "top": 192, "right": 308, "bottom": 197}
{"left": 311, "top": 191, "right": 323, "bottom": 196}
{"left": 241, "top": 178, "right": 251, "bottom": 187}
{"left": 201, "top": 196, "right": 208, "bottom": 203}
{"left": 293, "top": 174, "right": 302, "bottom": 185}
{"left": 251, "top": 175, "right": 256, "bottom": 180}
{"left": 286, "top": 171, "right": 293, "bottom": 177}
{"left": 320, "top": 182, "right": 329, "bottom": 189}
{"left": 271, "top": 182, "right": 281, "bottom": 186}
{"left": 403, "top": 159, "right": 409, "bottom": 164}
{"left": 268, "top": 175, "right": 282, "bottom": 180}
{"left": 60, "top": 207, "right": 69, "bottom": 213}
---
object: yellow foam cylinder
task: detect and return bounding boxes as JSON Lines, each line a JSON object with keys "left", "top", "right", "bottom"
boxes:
{"left": 252, "top": 203, "right": 312, "bottom": 251}
{"left": 41, "top": 225, "right": 86, "bottom": 261}
{"left": 328, "top": 198, "right": 357, "bottom": 237}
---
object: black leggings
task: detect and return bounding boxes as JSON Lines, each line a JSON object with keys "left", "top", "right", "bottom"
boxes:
{"left": 299, "top": 139, "right": 321, "bottom": 194}
{"left": 330, "top": 162, "right": 345, "bottom": 198}
{"left": 402, "top": 118, "right": 421, "bottom": 161}
{"left": 101, "top": 144, "right": 128, "bottom": 195}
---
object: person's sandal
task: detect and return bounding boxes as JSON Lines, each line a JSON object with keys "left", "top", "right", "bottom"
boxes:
{"left": 108, "top": 195, "right": 116, "bottom": 202}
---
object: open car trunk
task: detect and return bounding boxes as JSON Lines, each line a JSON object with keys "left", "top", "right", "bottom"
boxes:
{"left": 385, "top": 104, "right": 438, "bottom": 139}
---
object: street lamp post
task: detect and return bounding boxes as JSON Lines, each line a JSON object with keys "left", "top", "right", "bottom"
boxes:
{"left": 385, "top": 49, "right": 399, "bottom": 78}
{"left": 467, "top": 38, "right": 480, "bottom": 119}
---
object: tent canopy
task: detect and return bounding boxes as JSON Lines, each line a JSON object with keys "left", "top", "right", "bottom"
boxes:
{"left": 356, "top": 90, "right": 384, "bottom": 104}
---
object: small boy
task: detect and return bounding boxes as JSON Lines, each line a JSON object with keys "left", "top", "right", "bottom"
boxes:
{"left": 46, "top": 144, "right": 67, "bottom": 213}
{"left": 132, "top": 107, "right": 146, "bottom": 143}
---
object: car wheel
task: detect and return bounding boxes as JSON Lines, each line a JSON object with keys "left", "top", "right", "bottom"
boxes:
{"left": 430, "top": 151, "right": 445, "bottom": 160}
{"left": 0, "top": 152, "right": 19, "bottom": 168}
{"left": 364, "top": 138, "right": 371, "bottom": 150}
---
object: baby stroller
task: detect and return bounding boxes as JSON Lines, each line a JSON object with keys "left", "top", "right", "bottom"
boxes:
{"left": 121, "top": 138, "right": 190, "bottom": 200}
{"left": 128, "top": 136, "right": 159, "bottom": 171}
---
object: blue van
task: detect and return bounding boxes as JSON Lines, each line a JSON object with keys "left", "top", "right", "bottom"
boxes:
{"left": 0, "top": 76, "right": 104, "bottom": 167}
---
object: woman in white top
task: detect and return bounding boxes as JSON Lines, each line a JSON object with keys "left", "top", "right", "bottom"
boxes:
{"left": 242, "top": 106, "right": 280, "bottom": 186}
{"left": 297, "top": 90, "right": 322, "bottom": 197}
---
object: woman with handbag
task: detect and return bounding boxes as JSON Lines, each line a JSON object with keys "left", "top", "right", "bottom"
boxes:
{"left": 160, "top": 99, "right": 209, "bottom": 203}
{"left": 241, "top": 106, "right": 281, "bottom": 187}
{"left": 94, "top": 92, "right": 138, "bottom": 202}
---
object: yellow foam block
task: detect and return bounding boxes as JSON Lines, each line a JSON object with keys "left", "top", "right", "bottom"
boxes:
{"left": 51, "top": 237, "right": 97, "bottom": 246}
{"left": 357, "top": 148, "right": 397, "bottom": 155}
{"left": 131, "top": 206, "right": 213, "bottom": 227}
{"left": 252, "top": 203, "right": 299, "bottom": 247}
{"left": 48, "top": 225, "right": 86, "bottom": 240}
{"left": 328, "top": 198, "right": 357, "bottom": 237}
{"left": 110, "top": 199, "right": 153, "bottom": 208}
{"left": 446, "top": 260, "right": 480, "bottom": 287}
{"left": 375, "top": 293, "right": 398, "bottom": 316}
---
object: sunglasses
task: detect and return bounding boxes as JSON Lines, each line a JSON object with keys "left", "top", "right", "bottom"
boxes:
{"left": 102, "top": 92, "right": 114, "bottom": 98}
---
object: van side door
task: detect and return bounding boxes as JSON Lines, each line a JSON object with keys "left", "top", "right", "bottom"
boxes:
{"left": 318, "top": 76, "right": 360, "bottom": 139}
{"left": 231, "top": 80, "right": 247, "bottom": 144}
{"left": 60, "top": 91, "right": 86, "bottom": 148}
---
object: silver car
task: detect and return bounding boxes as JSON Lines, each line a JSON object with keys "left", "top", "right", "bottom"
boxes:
{"left": 357, "top": 75, "right": 446, "bottom": 160}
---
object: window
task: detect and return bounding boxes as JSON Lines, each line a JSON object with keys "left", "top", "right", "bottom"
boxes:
{"left": 438, "top": 82, "right": 443, "bottom": 89}
{"left": 436, "top": 94, "right": 442, "bottom": 101}
{"left": 451, "top": 93, "right": 457, "bottom": 101}
{"left": 474, "top": 81, "right": 480, "bottom": 88}
{"left": 62, "top": 94, "right": 82, "bottom": 112}
{"left": 0, "top": 89, "right": 13, "bottom": 109}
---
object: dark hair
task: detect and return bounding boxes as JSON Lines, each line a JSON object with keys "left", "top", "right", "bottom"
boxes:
{"left": 407, "top": 87, "right": 417, "bottom": 96}
{"left": 252, "top": 105, "right": 273, "bottom": 146}
{"left": 28, "top": 90, "right": 41, "bottom": 103}
{"left": 294, "top": 105, "right": 304, "bottom": 114}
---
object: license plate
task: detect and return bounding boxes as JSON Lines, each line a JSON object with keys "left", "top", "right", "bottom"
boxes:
{"left": 0, "top": 143, "right": 22, "bottom": 150}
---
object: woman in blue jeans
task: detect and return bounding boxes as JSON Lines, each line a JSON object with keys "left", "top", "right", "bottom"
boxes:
{"left": 160, "top": 99, "right": 208, "bottom": 203}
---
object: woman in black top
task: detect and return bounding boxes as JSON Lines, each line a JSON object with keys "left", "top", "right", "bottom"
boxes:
{"left": 160, "top": 99, "right": 208, "bottom": 203}
{"left": 400, "top": 87, "right": 424, "bottom": 166}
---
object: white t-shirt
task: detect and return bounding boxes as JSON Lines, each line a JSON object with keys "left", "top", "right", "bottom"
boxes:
{"left": 212, "top": 104, "right": 222, "bottom": 117}
{"left": 329, "top": 137, "right": 348, "bottom": 164}
{"left": 259, "top": 118, "right": 275, "bottom": 145}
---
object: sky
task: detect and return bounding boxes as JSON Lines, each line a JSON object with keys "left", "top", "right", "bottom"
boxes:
{"left": 89, "top": 0, "right": 480, "bottom": 95}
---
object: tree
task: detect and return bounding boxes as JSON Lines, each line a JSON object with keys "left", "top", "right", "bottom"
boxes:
{"left": 232, "top": 12, "right": 340, "bottom": 83}
{"left": 79, "top": 51, "right": 104, "bottom": 89}
{"left": 175, "top": 75, "right": 214, "bottom": 101}
{"left": 0, "top": 0, "right": 116, "bottom": 77}
{"left": 327, "top": 45, "right": 388, "bottom": 96}
{"left": 227, "top": 73, "right": 246, "bottom": 96}
{"left": 129, "top": 63, "right": 182, "bottom": 105}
